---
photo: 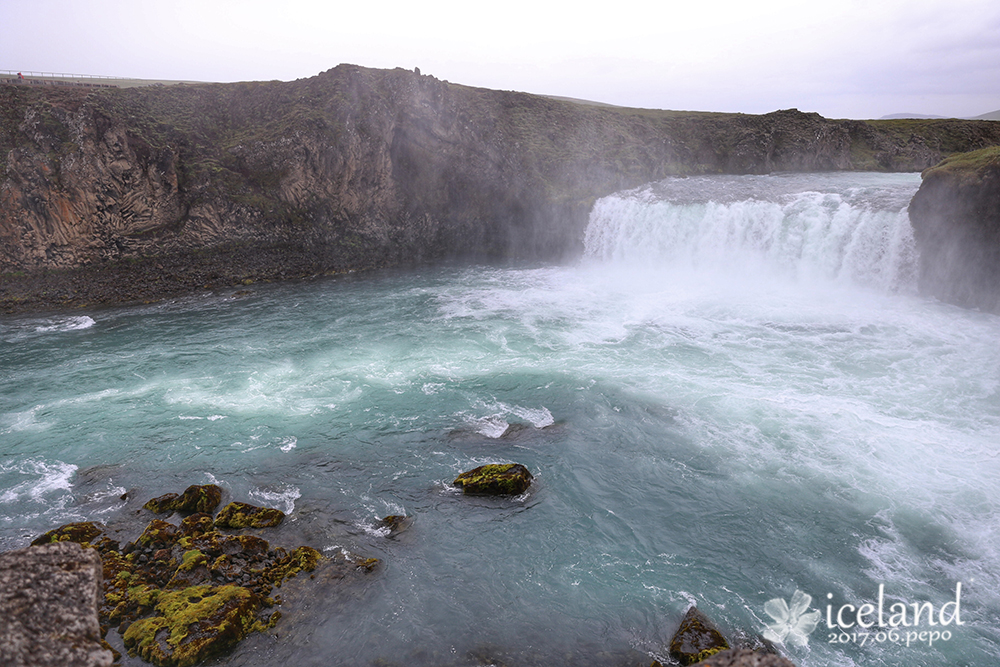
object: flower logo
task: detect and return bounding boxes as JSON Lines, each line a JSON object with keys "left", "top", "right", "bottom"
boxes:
{"left": 763, "top": 589, "right": 821, "bottom": 646}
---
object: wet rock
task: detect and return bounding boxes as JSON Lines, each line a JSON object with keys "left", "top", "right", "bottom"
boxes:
{"left": 144, "top": 492, "right": 180, "bottom": 514}
{"left": 30, "top": 520, "right": 106, "bottom": 547}
{"left": 121, "top": 584, "right": 268, "bottom": 667}
{"left": 377, "top": 515, "right": 413, "bottom": 535}
{"left": 144, "top": 485, "right": 223, "bottom": 515}
{"left": 698, "top": 648, "right": 797, "bottom": 667}
{"left": 30, "top": 483, "right": 379, "bottom": 667}
{"left": 0, "top": 542, "right": 113, "bottom": 667}
{"left": 179, "top": 513, "right": 215, "bottom": 537}
{"left": 453, "top": 463, "right": 533, "bottom": 495}
{"left": 215, "top": 501, "right": 285, "bottom": 529}
{"left": 669, "top": 607, "right": 730, "bottom": 665}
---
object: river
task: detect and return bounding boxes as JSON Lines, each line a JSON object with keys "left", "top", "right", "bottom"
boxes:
{"left": 2, "top": 172, "right": 998, "bottom": 667}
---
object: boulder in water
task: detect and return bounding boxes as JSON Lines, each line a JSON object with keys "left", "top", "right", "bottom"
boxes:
{"left": 144, "top": 484, "right": 223, "bottom": 515}
{"left": 453, "top": 463, "right": 533, "bottom": 495}
{"left": 669, "top": 606, "right": 730, "bottom": 665}
{"left": 377, "top": 515, "right": 413, "bottom": 535}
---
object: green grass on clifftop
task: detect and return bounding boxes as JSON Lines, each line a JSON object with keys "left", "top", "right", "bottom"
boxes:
{"left": 922, "top": 145, "right": 1000, "bottom": 180}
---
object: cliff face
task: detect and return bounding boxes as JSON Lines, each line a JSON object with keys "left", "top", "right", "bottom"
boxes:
{"left": 908, "top": 147, "right": 1000, "bottom": 313}
{"left": 4, "top": 64, "right": 1000, "bottom": 311}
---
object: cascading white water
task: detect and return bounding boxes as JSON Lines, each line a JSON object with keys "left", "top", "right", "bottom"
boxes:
{"left": 584, "top": 172, "right": 921, "bottom": 293}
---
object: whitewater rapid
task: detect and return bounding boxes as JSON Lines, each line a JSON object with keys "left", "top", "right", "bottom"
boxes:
{"left": 2, "top": 172, "right": 998, "bottom": 667}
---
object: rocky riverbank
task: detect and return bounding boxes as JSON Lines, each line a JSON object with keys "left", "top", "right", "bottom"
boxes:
{"left": 1, "top": 471, "right": 798, "bottom": 667}
{"left": 4, "top": 64, "right": 1000, "bottom": 313}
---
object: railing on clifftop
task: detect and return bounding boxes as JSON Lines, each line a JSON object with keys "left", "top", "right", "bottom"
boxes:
{"left": 0, "top": 70, "right": 124, "bottom": 88}
{"left": 0, "top": 70, "right": 206, "bottom": 89}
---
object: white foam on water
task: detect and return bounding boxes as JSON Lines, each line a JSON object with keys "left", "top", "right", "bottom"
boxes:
{"left": 464, "top": 400, "right": 556, "bottom": 437}
{"left": 278, "top": 436, "right": 297, "bottom": 452}
{"left": 1, "top": 405, "right": 52, "bottom": 434}
{"left": 510, "top": 405, "right": 555, "bottom": 428}
{"left": 0, "top": 459, "right": 77, "bottom": 506}
{"left": 34, "top": 315, "right": 95, "bottom": 333}
{"left": 249, "top": 486, "right": 301, "bottom": 515}
{"left": 473, "top": 415, "right": 511, "bottom": 438}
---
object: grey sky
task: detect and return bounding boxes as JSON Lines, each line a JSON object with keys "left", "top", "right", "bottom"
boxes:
{"left": 1, "top": 0, "right": 998, "bottom": 119}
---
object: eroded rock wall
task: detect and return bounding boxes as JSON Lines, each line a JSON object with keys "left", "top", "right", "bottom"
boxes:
{"left": 3, "top": 65, "right": 1000, "bottom": 311}
{"left": 909, "top": 146, "right": 1000, "bottom": 312}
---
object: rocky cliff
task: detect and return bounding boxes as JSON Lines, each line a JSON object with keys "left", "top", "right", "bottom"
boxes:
{"left": 908, "top": 146, "right": 1000, "bottom": 312}
{"left": 4, "top": 64, "right": 1000, "bottom": 311}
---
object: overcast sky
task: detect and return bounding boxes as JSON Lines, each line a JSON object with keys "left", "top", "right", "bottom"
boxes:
{"left": 2, "top": 0, "right": 998, "bottom": 119}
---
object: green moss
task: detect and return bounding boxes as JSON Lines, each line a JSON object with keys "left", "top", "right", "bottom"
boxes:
{"left": 271, "top": 546, "right": 323, "bottom": 585}
{"left": 921, "top": 145, "right": 1000, "bottom": 184}
{"left": 30, "top": 521, "right": 105, "bottom": 547}
{"left": 144, "top": 493, "right": 180, "bottom": 514}
{"left": 137, "top": 519, "right": 180, "bottom": 548}
{"left": 693, "top": 646, "right": 726, "bottom": 663}
{"left": 178, "top": 549, "right": 208, "bottom": 572}
{"left": 215, "top": 501, "right": 285, "bottom": 529}
{"left": 175, "top": 484, "right": 223, "bottom": 513}
{"left": 144, "top": 485, "right": 222, "bottom": 515}
{"left": 178, "top": 513, "right": 214, "bottom": 537}
{"left": 127, "top": 584, "right": 163, "bottom": 609}
{"left": 122, "top": 584, "right": 261, "bottom": 667}
{"left": 453, "top": 463, "right": 533, "bottom": 495}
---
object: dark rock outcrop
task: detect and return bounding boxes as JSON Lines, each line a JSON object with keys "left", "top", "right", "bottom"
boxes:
{"left": 143, "top": 484, "right": 223, "bottom": 515}
{"left": 669, "top": 606, "right": 730, "bottom": 665}
{"left": 0, "top": 541, "right": 114, "bottom": 667}
{"left": 909, "top": 146, "right": 1000, "bottom": 313}
{"left": 453, "top": 463, "right": 533, "bottom": 495}
{"left": 376, "top": 514, "right": 413, "bottom": 535}
{"left": 18, "top": 489, "right": 378, "bottom": 667}
{"left": 4, "top": 65, "right": 1000, "bottom": 312}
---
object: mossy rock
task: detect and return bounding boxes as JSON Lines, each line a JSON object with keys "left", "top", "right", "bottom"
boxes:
{"left": 137, "top": 519, "right": 181, "bottom": 549}
{"left": 122, "top": 584, "right": 267, "bottom": 667}
{"left": 453, "top": 463, "right": 533, "bottom": 495}
{"left": 215, "top": 501, "right": 285, "bottom": 529}
{"left": 669, "top": 607, "right": 730, "bottom": 666}
{"left": 31, "top": 521, "right": 105, "bottom": 547}
{"left": 269, "top": 546, "right": 324, "bottom": 585}
{"left": 144, "top": 485, "right": 223, "bottom": 515}
{"left": 144, "top": 493, "right": 180, "bottom": 514}
{"left": 179, "top": 513, "right": 214, "bottom": 537}
{"left": 33, "top": 488, "right": 378, "bottom": 667}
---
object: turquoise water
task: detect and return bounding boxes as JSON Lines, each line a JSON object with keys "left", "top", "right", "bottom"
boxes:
{"left": 2, "top": 173, "right": 999, "bottom": 666}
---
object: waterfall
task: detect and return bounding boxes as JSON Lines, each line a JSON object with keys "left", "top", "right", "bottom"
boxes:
{"left": 583, "top": 172, "right": 921, "bottom": 293}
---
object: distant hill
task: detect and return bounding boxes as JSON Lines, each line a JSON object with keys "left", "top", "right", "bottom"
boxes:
{"left": 880, "top": 110, "right": 1000, "bottom": 121}
{"left": 881, "top": 113, "right": 947, "bottom": 120}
